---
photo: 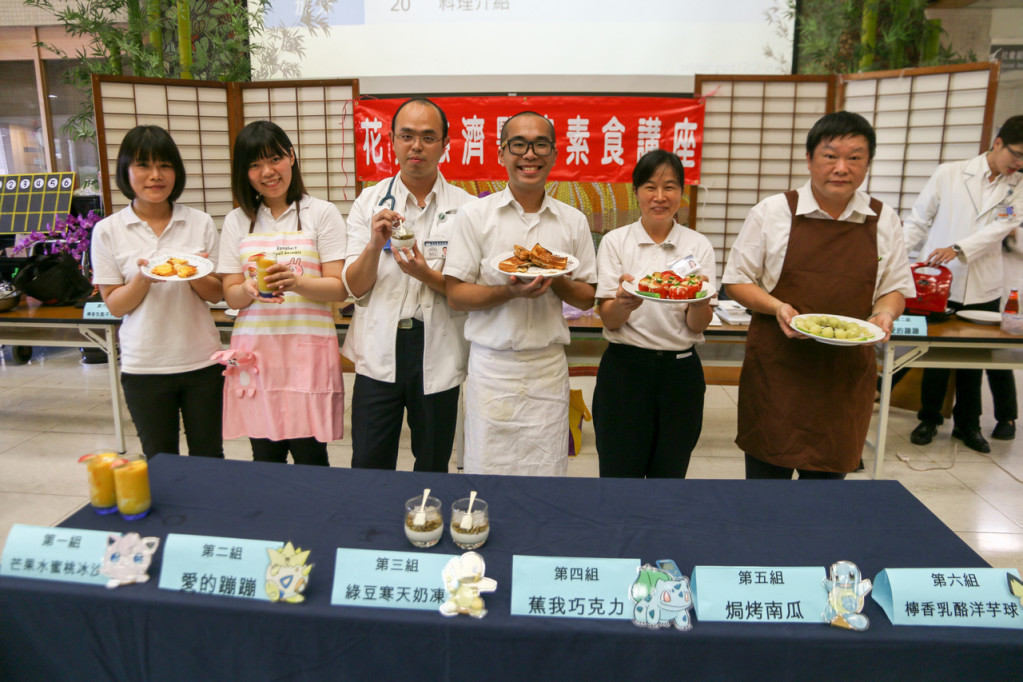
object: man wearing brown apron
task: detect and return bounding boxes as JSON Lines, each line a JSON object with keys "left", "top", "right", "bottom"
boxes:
{"left": 722, "top": 112, "right": 916, "bottom": 479}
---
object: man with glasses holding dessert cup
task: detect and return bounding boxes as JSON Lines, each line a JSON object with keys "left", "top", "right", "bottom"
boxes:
{"left": 343, "top": 98, "right": 474, "bottom": 473}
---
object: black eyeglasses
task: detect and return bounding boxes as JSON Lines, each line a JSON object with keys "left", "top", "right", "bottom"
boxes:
{"left": 393, "top": 133, "right": 442, "bottom": 146}
{"left": 501, "top": 138, "right": 555, "bottom": 156}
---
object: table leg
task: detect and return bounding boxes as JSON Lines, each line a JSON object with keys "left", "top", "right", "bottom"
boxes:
{"left": 455, "top": 386, "right": 465, "bottom": 471}
{"left": 102, "top": 327, "right": 125, "bottom": 453}
{"left": 873, "top": 341, "right": 896, "bottom": 479}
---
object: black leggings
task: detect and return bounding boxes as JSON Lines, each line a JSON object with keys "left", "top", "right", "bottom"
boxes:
{"left": 593, "top": 342, "right": 705, "bottom": 478}
{"left": 121, "top": 364, "right": 225, "bottom": 458}
{"left": 250, "top": 437, "right": 329, "bottom": 466}
{"left": 744, "top": 454, "right": 847, "bottom": 480}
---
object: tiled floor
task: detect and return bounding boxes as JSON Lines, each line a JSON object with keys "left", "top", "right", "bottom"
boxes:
{"left": 1, "top": 346, "right": 1021, "bottom": 571}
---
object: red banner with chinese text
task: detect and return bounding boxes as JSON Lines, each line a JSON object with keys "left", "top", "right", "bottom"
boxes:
{"left": 354, "top": 96, "right": 704, "bottom": 185}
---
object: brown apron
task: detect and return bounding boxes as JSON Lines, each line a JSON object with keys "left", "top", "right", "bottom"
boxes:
{"left": 736, "top": 191, "right": 881, "bottom": 473}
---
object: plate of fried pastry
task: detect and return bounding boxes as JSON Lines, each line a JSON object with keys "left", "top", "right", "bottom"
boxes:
{"left": 490, "top": 243, "right": 579, "bottom": 280}
{"left": 142, "top": 253, "right": 214, "bottom": 281}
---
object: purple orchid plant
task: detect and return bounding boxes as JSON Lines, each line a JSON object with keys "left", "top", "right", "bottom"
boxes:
{"left": 13, "top": 211, "right": 101, "bottom": 266}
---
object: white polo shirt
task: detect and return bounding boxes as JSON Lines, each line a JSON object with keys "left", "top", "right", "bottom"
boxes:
{"left": 90, "top": 203, "right": 222, "bottom": 374}
{"left": 722, "top": 182, "right": 915, "bottom": 302}
{"left": 443, "top": 187, "right": 598, "bottom": 351}
{"left": 217, "top": 195, "right": 347, "bottom": 275}
{"left": 596, "top": 220, "right": 716, "bottom": 351}
{"left": 341, "top": 174, "right": 474, "bottom": 394}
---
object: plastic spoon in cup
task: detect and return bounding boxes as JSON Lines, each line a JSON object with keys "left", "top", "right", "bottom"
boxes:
{"left": 460, "top": 490, "right": 477, "bottom": 530}
{"left": 413, "top": 488, "right": 430, "bottom": 527}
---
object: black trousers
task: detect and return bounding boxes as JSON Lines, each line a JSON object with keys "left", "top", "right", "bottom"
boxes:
{"left": 350, "top": 323, "right": 460, "bottom": 473}
{"left": 250, "top": 437, "right": 328, "bottom": 466}
{"left": 918, "top": 298, "right": 1018, "bottom": 428}
{"left": 121, "top": 363, "right": 224, "bottom": 458}
{"left": 592, "top": 342, "right": 705, "bottom": 478}
{"left": 744, "top": 454, "right": 847, "bottom": 480}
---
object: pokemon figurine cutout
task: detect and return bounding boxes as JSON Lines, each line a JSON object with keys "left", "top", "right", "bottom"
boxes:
{"left": 629, "top": 563, "right": 694, "bottom": 630}
{"left": 822, "top": 560, "right": 871, "bottom": 631}
{"left": 439, "top": 551, "right": 498, "bottom": 618}
{"left": 100, "top": 532, "right": 160, "bottom": 589}
{"left": 1008, "top": 573, "right": 1023, "bottom": 607}
{"left": 265, "top": 541, "right": 313, "bottom": 603}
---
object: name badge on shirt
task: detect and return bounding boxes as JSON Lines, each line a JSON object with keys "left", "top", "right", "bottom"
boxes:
{"left": 423, "top": 240, "right": 448, "bottom": 260}
{"left": 668, "top": 254, "right": 700, "bottom": 276}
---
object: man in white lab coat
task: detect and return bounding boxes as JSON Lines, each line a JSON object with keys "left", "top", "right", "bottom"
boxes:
{"left": 904, "top": 115, "right": 1023, "bottom": 452}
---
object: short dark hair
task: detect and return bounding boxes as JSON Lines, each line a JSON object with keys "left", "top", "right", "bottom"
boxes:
{"left": 995, "top": 115, "right": 1023, "bottom": 147}
{"left": 231, "top": 121, "right": 307, "bottom": 219}
{"left": 391, "top": 98, "right": 449, "bottom": 139}
{"left": 114, "top": 125, "right": 186, "bottom": 204}
{"left": 633, "top": 149, "right": 686, "bottom": 190}
{"left": 805, "top": 111, "right": 876, "bottom": 160}
{"left": 500, "top": 111, "right": 556, "bottom": 144}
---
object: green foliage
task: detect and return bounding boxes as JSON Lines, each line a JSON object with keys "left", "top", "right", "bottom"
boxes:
{"left": 252, "top": 0, "right": 335, "bottom": 81}
{"left": 24, "top": 0, "right": 273, "bottom": 140}
{"left": 795, "top": 0, "right": 975, "bottom": 74}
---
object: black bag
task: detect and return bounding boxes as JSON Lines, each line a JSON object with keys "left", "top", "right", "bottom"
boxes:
{"left": 13, "top": 252, "right": 93, "bottom": 306}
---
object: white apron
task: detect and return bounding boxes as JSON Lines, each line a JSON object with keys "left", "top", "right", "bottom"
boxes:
{"left": 463, "top": 343, "right": 569, "bottom": 476}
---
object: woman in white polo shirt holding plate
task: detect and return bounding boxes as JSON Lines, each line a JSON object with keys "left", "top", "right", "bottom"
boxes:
{"left": 90, "top": 125, "right": 225, "bottom": 458}
{"left": 592, "top": 149, "right": 715, "bottom": 478}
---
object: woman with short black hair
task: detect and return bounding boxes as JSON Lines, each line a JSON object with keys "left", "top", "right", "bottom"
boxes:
{"left": 91, "top": 125, "right": 225, "bottom": 457}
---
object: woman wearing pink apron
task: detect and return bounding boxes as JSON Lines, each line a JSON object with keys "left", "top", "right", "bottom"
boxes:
{"left": 216, "top": 121, "right": 347, "bottom": 465}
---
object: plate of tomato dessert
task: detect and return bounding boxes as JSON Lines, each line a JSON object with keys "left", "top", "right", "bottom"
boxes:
{"left": 621, "top": 270, "right": 714, "bottom": 304}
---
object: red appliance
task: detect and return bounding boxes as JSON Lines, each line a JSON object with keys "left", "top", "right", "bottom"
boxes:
{"left": 904, "top": 263, "right": 952, "bottom": 315}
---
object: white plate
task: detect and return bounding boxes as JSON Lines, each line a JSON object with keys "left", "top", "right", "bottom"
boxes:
{"left": 225, "top": 309, "right": 239, "bottom": 318}
{"left": 790, "top": 313, "right": 884, "bottom": 346}
{"left": 142, "top": 253, "right": 214, "bottom": 282}
{"left": 956, "top": 310, "right": 1001, "bottom": 325}
{"left": 621, "top": 279, "right": 715, "bottom": 304}
{"left": 489, "top": 251, "right": 579, "bottom": 280}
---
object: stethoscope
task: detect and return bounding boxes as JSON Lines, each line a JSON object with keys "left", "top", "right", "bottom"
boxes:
{"left": 376, "top": 173, "right": 458, "bottom": 223}
{"left": 378, "top": 175, "right": 399, "bottom": 211}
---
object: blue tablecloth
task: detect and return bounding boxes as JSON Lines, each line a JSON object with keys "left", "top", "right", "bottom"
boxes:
{"left": 2, "top": 455, "right": 1021, "bottom": 681}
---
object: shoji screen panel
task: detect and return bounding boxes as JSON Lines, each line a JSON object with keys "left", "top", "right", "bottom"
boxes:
{"left": 94, "top": 76, "right": 234, "bottom": 222}
{"left": 839, "top": 63, "right": 999, "bottom": 218}
{"left": 693, "top": 76, "right": 835, "bottom": 279}
{"left": 239, "top": 81, "right": 359, "bottom": 218}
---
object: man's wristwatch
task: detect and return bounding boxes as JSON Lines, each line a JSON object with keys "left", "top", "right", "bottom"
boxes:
{"left": 952, "top": 244, "right": 962, "bottom": 255}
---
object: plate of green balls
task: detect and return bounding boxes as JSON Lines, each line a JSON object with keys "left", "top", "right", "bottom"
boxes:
{"left": 790, "top": 313, "right": 884, "bottom": 346}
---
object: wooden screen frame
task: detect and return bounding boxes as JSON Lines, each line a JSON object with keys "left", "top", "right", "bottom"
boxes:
{"left": 93, "top": 74, "right": 360, "bottom": 224}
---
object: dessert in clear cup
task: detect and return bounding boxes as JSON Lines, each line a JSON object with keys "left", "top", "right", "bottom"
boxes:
{"left": 78, "top": 450, "right": 120, "bottom": 514}
{"left": 450, "top": 497, "right": 489, "bottom": 550}
{"left": 391, "top": 219, "right": 416, "bottom": 250}
{"left": 404, "top": 495, "right": 443, "bottom": 547}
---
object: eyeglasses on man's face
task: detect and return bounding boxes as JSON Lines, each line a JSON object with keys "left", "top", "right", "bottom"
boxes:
{"left": 393, "top": 133, "right": 442, "bottom": 146}
{"left": 501, "top": 138, "right": 555, "bottom": 156}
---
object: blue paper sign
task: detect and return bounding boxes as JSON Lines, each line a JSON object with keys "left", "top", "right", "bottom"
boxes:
{"left": 510, "top": 555, "right": 639, "bottom": 619}
{"left": 158, "top": 532, "right": 290, "bottom": 601}
{"left": 893, "top": 314, "right": 926, "bottom": 337}
{"left": 331, "top": 548, "right": 455, "bottom": 611}
{"left": 0, "top": 524, "right": 113, "bottom": 587}
{"left": 690, "top": 566, "right": 827, "bottom": 623}
{"left": 83, "top": 301, "right": 119, "bottom": 319}
{"left": 873, "top": 568, "right": 1023, "bottom": 629}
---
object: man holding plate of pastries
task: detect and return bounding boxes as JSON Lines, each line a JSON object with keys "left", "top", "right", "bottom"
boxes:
{"left": 444, "top": 111, "right": 597, "bottom": 476}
